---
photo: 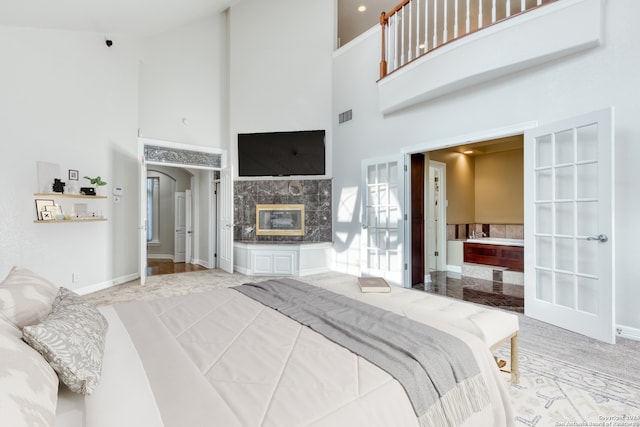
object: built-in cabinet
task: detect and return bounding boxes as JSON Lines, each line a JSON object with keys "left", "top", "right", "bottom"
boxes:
{"left": 234, "top": 242, "right": 332, "bottom": 276}
{"left": 33, "top": 193, "right": 107, "bottom": 223}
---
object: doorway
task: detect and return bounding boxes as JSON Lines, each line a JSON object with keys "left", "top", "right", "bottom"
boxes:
{"left": 411, "top": 135, "right": 526, "bottom": 313}
{"left": 145, "top": 166, "right": 208, "bottom": 277}
{"left": 138, "top": 138, "right": 228, "bottom": 285}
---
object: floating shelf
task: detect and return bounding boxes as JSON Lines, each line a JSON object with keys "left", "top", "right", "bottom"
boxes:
{"left": 33, "top": 218, "right": 107, "bottom": 223}
{"left": 34, "top": 193, "right": 107, "bottom": 199}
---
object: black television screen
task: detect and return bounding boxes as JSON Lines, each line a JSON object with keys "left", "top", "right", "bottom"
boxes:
{"left": 238, "top": 130, "right": 326, "bottom": 177}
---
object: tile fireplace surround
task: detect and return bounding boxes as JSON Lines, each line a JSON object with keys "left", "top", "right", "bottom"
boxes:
{"left": 234, "top": 179, "right": 332, "bottom": 243}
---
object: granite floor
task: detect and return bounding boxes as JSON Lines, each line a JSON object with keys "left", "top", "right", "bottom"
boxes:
{"left": 414, "top": 271, "right": 524, "bottom": 313}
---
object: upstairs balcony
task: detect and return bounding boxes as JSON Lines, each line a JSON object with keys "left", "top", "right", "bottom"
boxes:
{"left": 376, "top": 0, "right": 602, "bottom": 114}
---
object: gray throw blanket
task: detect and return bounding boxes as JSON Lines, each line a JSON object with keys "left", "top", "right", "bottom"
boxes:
{"left": 234, "top": 278, "right": 490, "bottom": 427}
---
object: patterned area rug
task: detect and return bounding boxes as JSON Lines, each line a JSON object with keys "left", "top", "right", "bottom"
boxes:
{"left": 85, "top": 270, "right": 640, "bottom": 427}
{"left": 495, "top": 348, "right": 640, "bottom": 426}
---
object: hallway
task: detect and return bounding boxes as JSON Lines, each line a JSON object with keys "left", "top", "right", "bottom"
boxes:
{"left": 146, "top": 259, "right": 209, "bottom": 277}
{"left": 415, "top": 271, "right": 524, "bottom": 313}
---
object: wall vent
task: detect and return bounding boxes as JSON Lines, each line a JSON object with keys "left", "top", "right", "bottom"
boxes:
{"left": 338, "top": 109, "right": 352, "bottom": 124}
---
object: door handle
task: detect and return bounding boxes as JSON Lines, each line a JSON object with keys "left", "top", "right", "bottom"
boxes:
{"left": 587, "top": 234, "right": 608, "bottom": 243}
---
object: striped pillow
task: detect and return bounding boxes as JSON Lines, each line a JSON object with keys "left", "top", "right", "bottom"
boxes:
{"left": 0, "top": 266, "right": 58, "bottom": 328}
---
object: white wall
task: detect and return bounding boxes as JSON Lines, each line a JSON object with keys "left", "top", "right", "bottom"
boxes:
{"left": 0, "top": 26, "right": 142, "bottom": 290}
{"left": 228, "top": 0, "right": 334, "bottom": 177}
{"left": 139, "top": 13, "right": 228, "bottom": 149}
{"left": 331, "top": 0, "right": 640, "bottom": 330}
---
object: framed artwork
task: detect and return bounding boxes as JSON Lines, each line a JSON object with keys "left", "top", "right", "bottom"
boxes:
{"left": 68, "top": 169, "right": 79, "bottom": 180}
{"left": 35, "top": 199, "right": 55, "bottom": 220}
{"left": 41, "top": 211, "right": 53, "bottom": 220}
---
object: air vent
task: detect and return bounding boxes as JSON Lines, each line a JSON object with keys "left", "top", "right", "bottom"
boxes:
{"left": 338, "top": 109, "right": 352, "bottom": 124}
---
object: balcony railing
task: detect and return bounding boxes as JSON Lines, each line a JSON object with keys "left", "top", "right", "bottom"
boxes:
{"left": 379, "top": 0, "right": 556, "bottom": 79}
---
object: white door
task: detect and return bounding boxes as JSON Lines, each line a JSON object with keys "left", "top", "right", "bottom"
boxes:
{"left": 185, "top": 189, "right": 193, "bottom": 263}
{"left": 174, "top": 192, "right": 186, "bottom": 263}
{"left": 139, "top": 156, "right": 147, "bottom": 285}
{"left": 525, "top": 108, "right": 614, "bottom": 343}
{"left": 427, "top": 161, "right": 446, "bottom": 273}
{"left": 219, "top": 167, "right": 234, "bottom": 273}
{"left": 361, "top": 156, "right": 404, "bottom": 286}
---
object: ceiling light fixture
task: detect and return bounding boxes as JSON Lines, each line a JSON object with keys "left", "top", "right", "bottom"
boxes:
{"left": 463, "top": 150, "right": 473, "bottom": 154}
{"left": 358, "top": 5, "right": 367, "bottom": 12}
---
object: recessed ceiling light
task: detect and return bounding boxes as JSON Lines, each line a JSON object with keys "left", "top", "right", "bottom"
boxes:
{"left": 358, "top": 5, "right": 367, "bottom": 12}
{"left": 463, "top": 150, "right": 473, "bottom": 154}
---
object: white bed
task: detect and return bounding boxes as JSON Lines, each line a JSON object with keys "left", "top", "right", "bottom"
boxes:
{"left": 0, "top": 266, "right": 514, "bottom": 427}
{"left": 57, "top": 280, "right": 514, "bottom": 427}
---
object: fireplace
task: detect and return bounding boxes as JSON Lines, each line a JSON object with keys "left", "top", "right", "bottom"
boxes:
{"left": 256, "top": 204, "right": 305, "bottom": 236}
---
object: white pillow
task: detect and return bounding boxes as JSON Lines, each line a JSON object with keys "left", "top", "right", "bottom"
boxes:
{"left": 23, "top": 287, "right": 108, "bottom": 395}
{"left": 0, "top": 266, "right": 58, "bottom": 328}
{"left": 0, "top": 312, "right": 59, "bottom": 427}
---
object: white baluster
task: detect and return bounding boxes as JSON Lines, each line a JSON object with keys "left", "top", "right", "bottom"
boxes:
{"left": 432, "top": 0, "right": 438, "bottom": 48}
{"left": 521, "top": 0, "right": 526, "bottom": 13}
{"left": 391, "top": 15, "right": 397, "bottom": 71}
{"left": 443, "top": 0, "right": 448, "bottom": 42}
{"left": 537, "top": 0, "right": 542, "bottom": 5}
{"left": 424, "top": 0, "right": 430, "bottom": 52}
{"left": 416, "top": 0, "right": 421, "bottom": 57}
{"left": 466, "top": 0, "right": 471, "bottom": 34}
{"left": 454, "top": 0, "right": 459, "bottom": 38}
{"left": 506, "top": 0, "right": 511, "bottom": 17}
{"left": 478, "top": 0, "right": 483, "bottom": 29}
{"left": 492, "top": 0, "right": 496, "bottom": 23}
{"left": 408, "top": 1, "right": 413, "bottom": 62}
{"left": 401, "top": 7, "right": 405, "bottom": 66}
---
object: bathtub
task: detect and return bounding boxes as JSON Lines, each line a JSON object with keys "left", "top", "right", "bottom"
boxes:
{"left": 466, "top": 237, "right": 524, "bottom": 247}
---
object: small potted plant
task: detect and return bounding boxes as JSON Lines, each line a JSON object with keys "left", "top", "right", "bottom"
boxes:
{"left": 84, "top": 176, "right": 107, "bottom": 196}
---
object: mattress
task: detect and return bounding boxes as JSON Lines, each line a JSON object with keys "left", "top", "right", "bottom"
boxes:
{"left": 56, "top": 281, "right": 514, "bottom": 427}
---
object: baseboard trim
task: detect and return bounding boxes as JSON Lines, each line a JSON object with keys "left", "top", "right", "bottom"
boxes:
{"left": 447, "top": 265, "right": 462, "bottom": 274}
{"left": 147, "top": 254, "right": 174, "bottom": 261}
{"left": 192, "top": 258, "right": 212, "bottom": 269}
{"left": 74, "top": 273, "right": 139, "bottom": 296}
{"left": 616, "top": 324, "right": 640, "bottom": 342}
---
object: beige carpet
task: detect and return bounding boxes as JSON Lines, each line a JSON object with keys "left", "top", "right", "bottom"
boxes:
{"left": 85, "top": 270, "right": 640, "bottom": 427}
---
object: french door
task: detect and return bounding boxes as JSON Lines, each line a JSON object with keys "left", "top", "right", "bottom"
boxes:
{"left": 218, "top": 167, "right": 234, "bottom": 274}
{"left": 361, "top": 156, "right": 405, "bottom": 286}
{"left": 525, "top": 108, "right": 614, "bottom": 343}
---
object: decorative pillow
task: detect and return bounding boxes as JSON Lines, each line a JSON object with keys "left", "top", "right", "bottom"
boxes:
{"left": 23, "top": 287, "right": 108, "bottom": 395}
{"left": 0, "top": 266, "right": 58, "bottom": 328}
{"left": 0, "top": 312, "right": 59, "bottom": 427}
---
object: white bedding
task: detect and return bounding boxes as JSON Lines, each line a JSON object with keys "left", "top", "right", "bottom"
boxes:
{"left": 56, "top": 281, "right": 514, "bottom": 427}
{"left": 56, "top": 306, "right": 164, "bottom": 427}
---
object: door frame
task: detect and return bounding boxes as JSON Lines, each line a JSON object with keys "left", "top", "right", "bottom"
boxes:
{"left": 401, "top": 121, "right": 538, "bottom": 287}
{"left": 138, "top": 138, "right": 227, "bottom": 284}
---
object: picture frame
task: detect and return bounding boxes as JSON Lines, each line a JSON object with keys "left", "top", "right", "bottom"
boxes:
{"left": 68, "top": 169, "right": 79, "bottom": 180}
{"left": 41, "top": 211, "right": 53, "bottom": 221}
{"left": 35, "top": 199, "right": 55, "bottom": 220}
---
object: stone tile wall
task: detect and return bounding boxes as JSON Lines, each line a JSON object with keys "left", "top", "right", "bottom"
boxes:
{"left": 234, "top": 179, "right": 332, "bottom": 242}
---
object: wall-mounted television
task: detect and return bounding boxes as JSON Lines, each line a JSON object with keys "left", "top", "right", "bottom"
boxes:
{"left": 238, "top": 130, "right": 326, "bottom": 177}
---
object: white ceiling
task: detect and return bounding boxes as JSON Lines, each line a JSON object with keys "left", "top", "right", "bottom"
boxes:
{"left": 0, "top": 0, "right": 395, "bottom": 41}
{"left": 338, "top": 0, "right": 397, "bottom": 46}
{"left": 0, "top": 0, "right": 235, "bottom": 36}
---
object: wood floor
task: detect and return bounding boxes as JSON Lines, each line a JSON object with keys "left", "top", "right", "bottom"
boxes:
{"left": 146, "top": 259, "right": 209, "bottom": 277}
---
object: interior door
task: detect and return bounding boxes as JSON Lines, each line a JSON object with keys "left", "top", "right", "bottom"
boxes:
{"left": 361, "top": 156, "right": 404, "bottom": 286}
{"left": 524, "top": 108, "right": 614, "bottom": 343}
{"left": 219, "top": 167, "right": 234, "bottom": 273}
{"left": 139, "top": 156, "right": 147, "bottom": 285}
{"left": 174, "top": 192, "right": 186, "bottom": 263}
{"left": 185, "top": 189, "right": 193, "bottom": 263}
